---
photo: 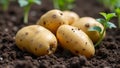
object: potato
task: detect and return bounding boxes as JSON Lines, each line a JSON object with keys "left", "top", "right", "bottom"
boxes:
{"left": 15, "top": 25, "right": 57, "bottom": 56}
{"left": 63, "top": 11, "right": 79, "bottom": 25}
{"left": 56, "top": 25, "right": 95, "bottom": 58}
{"left": 37, "top": 9, "right": 68, "bottom": 34}
{"left": 72, "top": 17, "right": 105, "bottom": 43}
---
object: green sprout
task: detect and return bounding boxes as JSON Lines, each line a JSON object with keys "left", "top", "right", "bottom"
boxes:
{"left": 89, "top": 12, "right": 116, "bottom": 47}
{"left": 0, "top": 0, "right": 9, "bottom": 11}
{"left": 98, "top": 0, "right": 120, "bottom": 28}
{"left": 115, "top": 8, "right": 120, "bottom": 28}
{"left": 53, "top": 0, "right": 75, "bottom": 10}
{"left": 18, "top": 0, "right": 41, "bottom": 24}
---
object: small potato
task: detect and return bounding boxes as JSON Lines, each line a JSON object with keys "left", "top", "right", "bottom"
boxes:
{"left": 15, "top": 25, "right": 57, "bottom": 56}
{"left": 63, "top": 11, "right": 79, "bottom": 25}
{"left": 37, "top": 9, "right": 68, "bottom": 34}
{"left": 72, "top": 17, "right": 105, "bottom": 43}
{"left": 57, "top": 25, "right": 95, "bottom": 58}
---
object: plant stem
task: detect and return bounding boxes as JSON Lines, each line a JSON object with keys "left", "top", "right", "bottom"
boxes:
{"left": 118, "top": 15, "right": 120, "bottom": 28}
{"left": 23, "top": 5, "right": 31, "bottom": 24}
{"left": 95, "top": 27, "right": 106, "bottom": 47}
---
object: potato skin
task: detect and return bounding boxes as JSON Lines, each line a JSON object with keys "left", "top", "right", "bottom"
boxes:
{"left": 56, "top": 25, "right": 95, "bottom": 58}
{"left": 15, "top": 25, "right": 57, "bottom": 56}
{"left": 63, "top": 11, "right": 79, "bottom": 25}
{"left": 72, "top": 17, "right": 105, "bottom": 43}
{"left": 37, "top": 9, "right": 68, "bottom": 34}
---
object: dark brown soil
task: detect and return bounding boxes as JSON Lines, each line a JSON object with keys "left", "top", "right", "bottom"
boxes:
{"left": 0, "top": 0, "right": 120, "bottom": 68}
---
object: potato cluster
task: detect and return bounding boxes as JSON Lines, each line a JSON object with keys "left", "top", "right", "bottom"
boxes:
{"left": 15, "top": 9, "right": 105, "bottom": 58}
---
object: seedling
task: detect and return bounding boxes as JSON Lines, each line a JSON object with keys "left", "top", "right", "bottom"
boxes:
{"left": 18, "top": 0, "right": 41, "bottom": 23}
{"left": 0, "top": 0, "right": 9, "bottom": 11}
{"left": 89, "top": 12, "right": 116, "bottom": 47}
{"left": 98, "top": 0, "right": 120, "bottom": 28}
{"left": 53, "top": 0, "right": 75, "bottom": 10}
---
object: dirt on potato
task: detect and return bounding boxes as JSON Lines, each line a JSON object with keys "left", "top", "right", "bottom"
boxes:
{"left": 0, "top": 0, "right": 120, "bottom": 68}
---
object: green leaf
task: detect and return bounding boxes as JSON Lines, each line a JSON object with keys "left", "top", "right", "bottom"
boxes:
{"left": 88, "top": 26, "right": 102, "bottom": 33}
{"left": 100, "top": 12, "right": 107, "bottom": 20}
{"left": 33, "top": 0, "right": 41, "bottom": 5}
{"left": 18, "top": 0, "right": 41, "bottom": 7}
{"left": 106, "top": 13, "right": 116, "bottom": 21}
{"left": 100, "top": 12, "right": 116, "bottom": 21}
{"left": 18, "top": 0, "right": 28, "bottom": 7}
{"left": 107, "top": 22, "right": 117, "bottom": 28}
{"left": 96, "top": 18, "right": 105, "bottom": 24}
{"left": 29, "top": 0, "right": 41, "bottom": 5}
{"left": 115, "top": 8, "right": 120, "bottom": 14}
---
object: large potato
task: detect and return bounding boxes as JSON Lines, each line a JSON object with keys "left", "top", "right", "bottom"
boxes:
{"left": 37, "top": 9, "right": 68, "bottom": 34}
{"left": 15, "top": 25, "right": 57, "bottom": 56}
{"left": 72, "top": 17, "right": 105, "bottom": 43}
{"left": 56, "top": 25, "right": 95, "bottom": 58}
{"left": 63, "top": 11, "right": 79, "bottom": 25}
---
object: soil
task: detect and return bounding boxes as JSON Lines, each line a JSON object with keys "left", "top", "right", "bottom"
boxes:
{"left": 0, "top": 0, "right": 120, "bottom": 68}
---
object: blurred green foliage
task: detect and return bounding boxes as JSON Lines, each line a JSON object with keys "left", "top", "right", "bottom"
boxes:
{"left": 98, "top": 0, "right": 120, "bottom": 11}
{"left": 0, "top": 0, "right": 9, "bottom": 11}
{"left": 53, "top": 0, "right": 75, "bottom": 10}
{"left": 98, "top": 0, "right": 120, "bottom": 28}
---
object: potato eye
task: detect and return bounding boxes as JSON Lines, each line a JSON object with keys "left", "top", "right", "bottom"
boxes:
{"left": 59, "top": 12, "right": 63, "bottom": 16}
{"left": 43, "top": 21, "right": 46, "bottom": 25}
{"left": 52, "top": 14, "right": 57, "bottom": 18}
{"left": 25, "top": 32, "right": 29, "bottom": 35}
{"left": 75, "top": 50, "right": 79, "bottom": 54}
{"left": 85, "top": 23, "right": 90, "bottom": 28}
